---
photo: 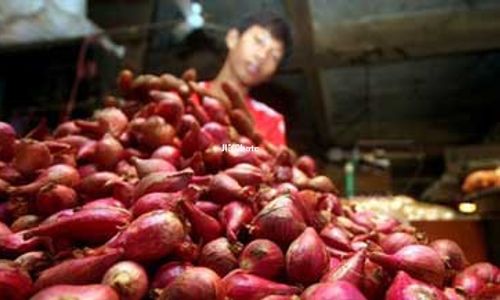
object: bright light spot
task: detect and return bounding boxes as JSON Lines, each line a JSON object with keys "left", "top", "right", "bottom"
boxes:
{"left": 187, "top": 14, "right": 204, "bottom": 29}
{"left": 191, "top": 2, "right": 202, "bottom": 15}
{"left": 458, "top": 202, "right": 477, "bottom": 214}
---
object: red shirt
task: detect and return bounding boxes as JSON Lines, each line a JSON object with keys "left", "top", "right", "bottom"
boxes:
{"left": 192, "top": 82, "right": 287, "bottom": 146}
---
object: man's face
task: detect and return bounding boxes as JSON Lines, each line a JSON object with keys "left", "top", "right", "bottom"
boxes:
{"left": 226, "top": 25, "right": 284, "bottom": 87}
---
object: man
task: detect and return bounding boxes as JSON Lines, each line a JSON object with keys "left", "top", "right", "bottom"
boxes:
{"left": 181, "top": 11, "right": 292, "bottom": 147}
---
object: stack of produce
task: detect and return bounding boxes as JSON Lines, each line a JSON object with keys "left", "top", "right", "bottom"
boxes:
{"left": 462, "top": 168, "right": 500, "bottom": 194}
{"left": 0, "top": 70, "right": 498, "bottom": 300}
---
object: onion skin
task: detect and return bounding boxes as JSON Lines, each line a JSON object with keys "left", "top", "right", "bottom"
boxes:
{"left": 219, "top": 201, "right": 253, "bottom": 242}
{"left": 380, "top": 232, "right": 418, "bottom": 254}
{"left": 239, "top": 239, "right": 284, "bottom": 280}
{"left": 13, "top": 139, "right": 52, "bottom": 175}
{"left": 34, "top": 248, "right": 123, "bottom": 291}
{"left": 208, "top": 172, "right": 255, "bottom": 204}
{"left": 31, "top": 284, "right": 119, "bottom": 300}
{"left": 24, "top": 207, "right": 131, "bottom": 244}
{"left": 152, "top": 261, "right": 192, "bottom": 290}
{"left": 195, "top": 201, "right": 221, "bottom": 218}
{"left": 130, "top": 192, "right": 181, "bottom": 217}
{"left": 321, "top": 249, "right": 366, "bottom": 288}
{"left": 10, "top": 215, "right": 41, "bottom": 232}
{"left": 301, "top": 281, "right": 367, "bottom": 300}
{"left": 179, "top": 198, "right": 222, "bottom": 243}
{"left": 131, "top": 157, "right": 176, "bottom": 178}
{"left": 152, "top": 145, "right": 182, "bottom": 168}
{"left": 250, "top": 195, "right": 307, "bottom": 247}
{"left": 159, "top": 267, "right": 225, "bottom": 300}
{"left": 369, "top": 245, "right": 446, "bottom": 287}
{"left": 14, "top": 251, "right": 52, "bottom": 275}
{"left": 295, "top": 155, "right": 317, "bottom": 177}
{"left": 104, "top": 210, "right": 185, "bottom": 262}
{"left": 0, "top": 230, "right": 50, "bottom": 257}
{"left": 443, "top": 288, "right": 467, "bottom": 300}
{"left": 320, "top": 223, "right": 353, "bottom": 252}
{"left": 36, "top": 184, "right": 78, "bottom": 217}
{"left": 82, "top": 197, "right": 125, "bottom": 210}
{"left": 199, "top": 237, "right": 239, "bottom": 277}
{"left": 0, "top": 260, "right": 34, "bottom": 300}
{"left": 261, "top": 296, "right": 299, "bottom": 300}
{"left": 8, "top": 164, "right": 80, "bottom": 196}
{"left": 102, "top": 261, "right": 148, "bottom": 300}
{"left": 133, "top": 169, "right": 193, "bottom": 199}
{"left": 223, "top": 269, "right": 300, "bottom": 300}
{"left": 286, "top": 227, "right": 329, "bottom": 285}
{"left": 307, "top": 175, "right": 338, "bottom": 193}
{"left": 225, "top": 163, "right": 265, "bottom": 186}
{"left": 385, "top": 271, "right": 447, "bottom": 300}
{"left": 0, "top": 221, "right": 11, "bottom": 236}
{"left": 430, "top": 239, "right": 469, "bottom": 283}
{"left": 201, "top": 122, "right": 230, "bottom": 144}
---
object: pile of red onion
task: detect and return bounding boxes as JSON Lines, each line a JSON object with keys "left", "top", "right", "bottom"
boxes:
{"left": 0, "top": 70, "right": 498, "bottom": 299}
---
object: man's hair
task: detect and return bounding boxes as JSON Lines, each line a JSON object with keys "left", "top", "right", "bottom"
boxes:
{"left": 234, "top": 10, "right": 293, "bottom": 66}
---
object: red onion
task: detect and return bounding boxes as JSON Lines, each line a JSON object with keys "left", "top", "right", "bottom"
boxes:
{"left": 295, "top": 155, "right": 317, "bottom": 177}
{"left": 130, "top": 192, "right": 181, "bottom": 217}
{"left": 0, "top": 122, "right": 16, "bottom": 162}
{"left": 307, "top": 175, "right": 338, "bottom": 193}
{"left": 102, "top": 261, "right": 148, "bottom": 300}
{"left": 292, "top": 167, "right": 309, "bottom": 188}
{"left": 453, "top": 270, "right": 486, "bottom": 296}
{"left": 131, "top": 157, "right": 176, "bottom": 178}
{"left": 321, "top": 249, "right": 366, "bottom": 287}
{"left": 202, "top": 97, "right": 229, "bottom": 125}
{"left": 201, "top": 122, "right": 230, "bottom": 144}
{"left": 115, "top": 159, "right": 138, "bottom": 179}
{"left": 159, "top": 267, "right": 225, "bottom": 300}
{"left": 177, "top": 114, "right": 199, "bottom": 137}
{"left": 301, "top": 281, "right": 367, "bottom": 300}
{"left": 223, "top": 269, "right": 300, "bottom": 300}
{"left": 82, "top": 197, "right": 125, "bottom": 209}
{"left": 261, "top": 296, "right": 299, "bottom": 300}
{"left": 225, "top": 163, "right": 266, "bottom": 186}
{"left": 10, "top": 215, "right": 41, "bottom": 232}
{"left": 0, "top": 178, "right": 9, "bottom": 197}
{"left": 104, "top": 210, "right": 185, "bottom": 262}
{"left": 25, "top": 207, "right": 131, "bottom": 244}
{"left": 199, "top": 237, "right": 240, "bottom": 277}
{"left": 93, "top": 107, "right": 129, "bottom": 137}
{"left": 346, "top": 210, "right": 376, "bottom": 230}
{"left": 430, "top": 239, "right": 469, "bottom": 274}
{"left": 8, "top": 164, "right": 80, "bottom": 196}
{"left": 380, "top": 232, "right": 418, "bottom": 254}
{"left": 131, "top": 116, "right": 177, "bottom": 150}
{"left": 152, "top": 261, "right": 192, "bottom": 290}
{"left": 181, "top": 151, "right": 206, "bottom": 175}
{"left": 91, "top": 133, "right": 124, "bottom": 170}
{"left": 54, "top": 121, "right": 81, "bottom": 137}
{"left": 286, "top": 227, "right": 329, "bottom": 285}
{"left": 461, "top": 262, "right": 498, "bottom": 282}
{"left": 204, "top": 145, "right": 224, "bottom": 172}
{"left": 195, "top": 201, "right": 221, "bottom": 218}
{"left": 0, "top": 163, "right": 22, "bottom": 184}
{"left": 14, "top": 251, "right": 52, "bottom": 275}
{"left": 78, "top": 163, "right": 98, "bottom": 177}
{"left": 152, "top": 91, "right": 185, "bottom": 127}
{"left": 181, "top": 121, "right": 212, "bottom": 158}
{"left": 219, "top": 201, "right": 253, "bottom": 242}
{"left": 386, "top": 271, "right": 447, "bottom": 300}
{"left": 250, "top": 195, "right": 307, "bottom": 247}
{"left": 34, "top": 248, "right": 123, "bottom": 291}
{"left": 369, "top": 245, "right": 446, "bottom": 286}
{"left": 0, "top": 260, "right": 34, "bottom": 300}
{"left": 152, "top": 145, "right": 182, "bottom": 168}
{"left": 224, "top": 148, "right": 261, "bottom": 167}
{"left": 13, "top": 139, "right": 52, "bottom": 175}
{"left": 36, "top": 184, "right": 78, "bottom": 216}
{"left": 180, "top": 198, "right": 222, "bottom": 243}
{"left": 0, "top": 230, "right": 50, "bottom": 256}
{"left": 443, "top": 288, "right": 467, "bottom": 300}
{"left": 133, "top": 169, "right": 193, "bottom": 199}
{"left": 362, "top": 258, "right": 390, "bottom": 299}
{"left": 334, "top": 216, "right": 369, "bottom": 235}
{"left": 239, "top": 239, "right": 284, "bottom": 280}
{"left": 0, "top": 221, "right": 11, "bottom": 236}
{"left": 320, "top": 223, "right": 353, "bottom": 251}
{"left": 31, "top": 284, "right": 119, "bottom": 300}
{"left": 208, "top": 172, "right": 255, "bottom": 204}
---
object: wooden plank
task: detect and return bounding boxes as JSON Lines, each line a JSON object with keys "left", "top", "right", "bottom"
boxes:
{"left": 314, "top": 8, "right": 500, "bottom": 66}
{"left": 283, "top": 0, "right": 330, "bottom": 145}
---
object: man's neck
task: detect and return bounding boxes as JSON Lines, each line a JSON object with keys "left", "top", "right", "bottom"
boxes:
{"left": 211, "top": 62, "right": 248, "bottom": 100}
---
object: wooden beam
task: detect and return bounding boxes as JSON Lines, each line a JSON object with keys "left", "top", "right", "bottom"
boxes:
{"left": 283, "top": 0, "right": 331, "bottom": 146}
{"left": 310, "top": 7, "right": 500, "bottom": 67}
